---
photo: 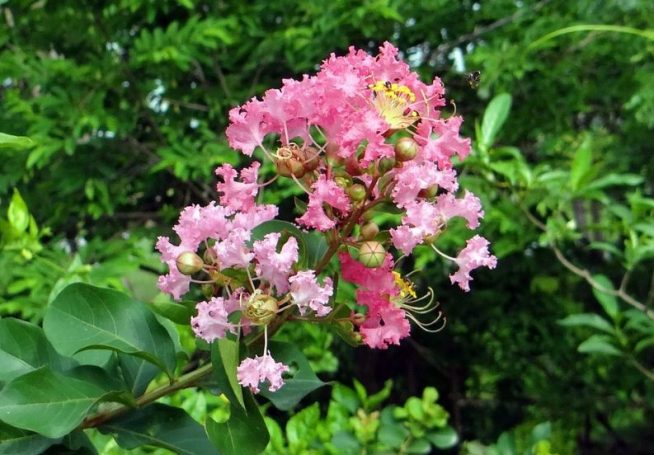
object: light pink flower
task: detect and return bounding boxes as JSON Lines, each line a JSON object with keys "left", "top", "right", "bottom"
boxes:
{"left": 253, "top": 233, "right": 299, "bottom": 294}
{"left": 215, "top": 229, "right": 254, "bottom": 269}
{"left": 450, "top": 235, "right": 498, "bottom": 292}
{"left": 391, "top": 161, "right": 458, "bottom": 208}
{"left": 237, "top": 353, "right": 289, "bottom": 394}
{"left": 216, "top": 162, "right": 261, "bottom": 212}
{"left": 173, "top": 203, "right": 231, "bottom": 250}
{"left": 191, "top": 297, "right": 238, "bottom": 342}
{"left": 225, "top": 99, "right": 270, "bottom": 156}
{"left": 289, "top": 271, "right": 333, "bottom": 316}
{"left": 155, "top": 236, "right": 192, "bottom": 300}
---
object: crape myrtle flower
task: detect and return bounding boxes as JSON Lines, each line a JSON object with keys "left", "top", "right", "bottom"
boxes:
{"left": 157, "top": 42, "right": 497, "bottom": 394}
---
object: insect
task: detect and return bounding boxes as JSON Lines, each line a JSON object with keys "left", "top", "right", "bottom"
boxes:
{"left": 466, "top": 70, "right": 481, "bottom": 89}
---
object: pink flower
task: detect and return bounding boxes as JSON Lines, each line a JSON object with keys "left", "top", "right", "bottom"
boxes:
{"left": 435, "top": 191, "right": 483, "bottom": 229}
{"left": 216, "top": 162, "right": 261, "bottom": 212}
{"left": 356, "top": 290, "right": 410, "bottom": 349}
{"left": 391, "top": 161, "right": 458, "bottom": 208}
{"left": 237, "top": 353, "right": 289, "bottom": 394}
{"left": 231, "top": 204, "right": 278, "bottom": 232}
{"left": 155, "top": 236, "right": 192, "bottom": 300}
{"left": 253, "top": 233, "right": 299, "bottom": 294}
{"left": 297, "top": 175, "right": 350, "bottom": 231}
{"left": 225, "top": 99, "right": 270, "bottom": 156}
{"left": 173, "top": 203, "right": 231, "bottom": 250}
{"left": 339, "top": 251, "right": 397, "bottom": 293}
{"left": 191, "top": 297, "right": 238, "bottom": 342}
{"left": 289, "top": 271, "right": 333, "bottom": 316}
{"left": 450, "top": 235, "right": 498, "bottom": 292}
{"left": 215, "top": 229, "right": 254, "bottom": 269}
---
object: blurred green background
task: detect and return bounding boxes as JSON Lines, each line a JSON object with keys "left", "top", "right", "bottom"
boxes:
{"left": 1, "top": 0, "right": 653, "bottom": 453}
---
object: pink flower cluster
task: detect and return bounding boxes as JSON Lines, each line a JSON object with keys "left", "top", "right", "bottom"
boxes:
{"left": 158, "top": 42, "right": 498, "bottom": 395}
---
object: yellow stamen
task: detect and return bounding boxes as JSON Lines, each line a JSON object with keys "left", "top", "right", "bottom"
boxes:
{"left": 393, "top": 271, "right": 417, "bottom": 299}
{"left": 369, "top": 80, "right": 419, "bottom": 129}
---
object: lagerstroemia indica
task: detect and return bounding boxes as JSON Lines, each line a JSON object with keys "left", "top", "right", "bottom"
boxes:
{"left": 157, "top": 42, "right": 497, "bottom": 395}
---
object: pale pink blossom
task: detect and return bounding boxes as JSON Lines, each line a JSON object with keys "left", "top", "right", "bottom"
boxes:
{"left": 231, "top": 204, "right": 278, "bottom": 232}
{"left": 215, "top": 229, "right": 254, "bottom": 269}
{"left": 289, "top": 271, "right": 333, "bottom": 316}
{"left": 216, "top": 162, "right": 261, "bottom": 212}
{"left": 155, "top": 236, "right": 192, "bottom": 300}
{"left": 225, "top": 99, "right": 270, "bottom": 156}
{"left": 253, "top": 234, "right": 299, "bottom": 294}
{"left": 191, "top": 297, "right": 238, "bottom": 342}
{"left": 237, "top": 353, "right": 289, "bottom": 394}
{"left": 435, "top": 191, "right": 483, "bottom": 229}
{"left": 173, "top": 203, "right": 231, "bottom": 249}
{"left": 450, "top": 235, "right": 497, "bottom": 292}
{"left": 391, "top": 161, "right": 458, "bottom": 208}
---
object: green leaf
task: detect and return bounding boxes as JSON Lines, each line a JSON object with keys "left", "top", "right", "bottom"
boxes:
{"left": 206, "top": 391, "right": 269, "bottom": 455}
{"left": 480, "top": 93, "right": 512, "bottom": 149}
{"left": 378, "top": 407, "right": 409, "bottom": 449}
{"left": 0, "top": 366, "right": 126, "bottom": 438}
{"left": 301, "top": 231, "right": 329, "bottom": 269}
{"left": 0, "top": 318, "right": 77, "bottom": 384}
{"left": 0, "top": 422, "right": 59, "bottom": 455}
{"left": 7, "top": 189, "right": 30, "bottom": 233}
{"left": 211, "top": 338, "right": 245, "bottom": 409}
{"left": 558, "top": 313, "right": 614, "bottom": 334}
{"left": 585, "top": 173, "right": 643, "bottom": 191}
{"left": 577, "top": 334, "right": 621, "bottom": 356}
{"left": 118, "top": 353, "right": 161, "bottom": 396}
{"left": 407, "top": 437, "right": 431, "bottom": 454}
{"left": 43, "top": 283, "right": 177, "bottom": 376}
{"left": 100, "top": 403, "right": 216, "bottom": 455}
{"left": 260, "top": 341, "right": 326, "bottom": 410}
{"left": 0, "top": 132, "right": 34, "bottom": 150}
{"left": 427, "top": 425, "right": 459, "bottom": 449}
{"left": 531, "top": 421, "right": 551, "bottom": 442}
{"left": 151, "top": 299, "right": 194, "bottom": 325}
{"left": 591, "top": 275, "right": 619, "bottom": 320}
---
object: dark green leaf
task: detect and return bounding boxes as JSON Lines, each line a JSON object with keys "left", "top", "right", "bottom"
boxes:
{"left": 43, "top": 283, "right": 176, "bottom": 375}
{"left": 118, "top": 353, "right": 161, "bottom": 396}
{"left": 0, "top": 366, "right": 126, "bottom": 438}
{"left": 0, "top": 318, "right": 77, "bottom": 384}
{"left": 260, "top": 341, "right": 326, "bottom": 410}
{"left": 206, "top": 391, "right": 269, "bottom": 455}
{"left": 100, "top": 403, "right": 216, "bottom": 455}
{"left": 0, "top": 422, "right": 59, "bottom": 455}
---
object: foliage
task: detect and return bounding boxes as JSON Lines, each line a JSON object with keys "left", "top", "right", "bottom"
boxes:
{"left": 264, "top": 382, "right": 458, "bottom": 454}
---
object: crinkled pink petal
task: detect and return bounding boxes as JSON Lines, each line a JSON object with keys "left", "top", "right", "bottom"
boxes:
{"left": 173, "top": 203, "right": 231, "bottom": 249}
{"left": 155, "top": 236, "right": 192, "bottom": 300}
{"left": 450, "top": 235, "right": 497, "bottom": 292}
{"left": 253, "top": 233, "right": 299, "bottom": 294}
{"left": 225, "top": 99, "right": 270, "bottom": 156}
{"left": 237, "top": 353, "right": 290, "bottom": 394}
{"left": 360, "top": 304, "right": 411, "bottom": 349}
{"left": 390, "top": 225, "right": 424, "bottom": 256}
{"left": 435, "top": 191, "right": 483, "bottom": 229}
{"left": 297, "top": 176, "right": 350, "bottom": 231}
{"left": 216, "top": 162, "right": 261, "bottom": 212}
{"left": 215, "top": 229, "right": 254, "bottom": 269}
{"left": 339, "top": 251, "right": 397, "bottom": 293}
{"left": 231, "top": 204, "right": 278, "bottom": 231}
{"left": 191, "top": 297, "right": 237, "bottom": 342}
{"left": 289, "top": 271, "right": 333, "bottom": 316}
{"left": 391, "top": 162, "right": 459, "bottom": 208}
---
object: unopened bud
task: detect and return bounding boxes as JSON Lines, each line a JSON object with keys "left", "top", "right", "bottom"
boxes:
{"left": 335, "top": 176, "right": 351, "bottom": 188}
{"left": 394, "top": 137, "right": 419, "bottom": 162}
{"left": 360, "top": 222, "right": 379, "bottom": 240}
{"left": 378, "top": 157, "right": 396, "bottom": 174}
{"left": 348, "top": 183, "right": 367, "bottom": 202}
{"left": 203, "top": 248, "right": 219, "bottom": 265}
{"left": 419, "top": 185, "right": 438, "bottom": 199}
{"left": 176, "top": 252, "right": 204, "bottom": 275}
{"left": 244, "top": 292, "right": 278, "bottom": 325}
{"left": 275, "top": 157, "right": 305, "bottom": 178}
{"left": 302, "top": 146, "right": 320, "bottom": 172}
{"left": 358, "top": 241, "right": 386, "bottom": 268}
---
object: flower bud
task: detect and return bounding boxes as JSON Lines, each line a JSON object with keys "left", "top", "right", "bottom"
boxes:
{"left": 244, "top": 292, "right": 278, "bottom": 325}
{"left": 335, "top": 176, "right": 351, "bottom": 188}
{"left": 348, "top": 183, "right": 367, "bottom": 202}
{"left": 176, "top": 252, "right": 204, "bottom": 275}
{"left": 203, "top": 248, "right": 219, "bottom": 265}
{"left": 360, "top": 222, "right": 379, "bottom": 240}
{"left": 419, "top": 185, "right": 438, "bottom": 199}
{"left": 378, "top": 157, "right": 396, "bottom": 174}
{"left": 394, "top": 137, "right": 419, "bottom": 162}
{"left": 358, "top": 241, "right": 386, "bottom": 268}
{"left": 302, "top": 145, "right": 320, "bottom": 172}
{"left": 275, "top": 157, "right": 305, "bottom": 178}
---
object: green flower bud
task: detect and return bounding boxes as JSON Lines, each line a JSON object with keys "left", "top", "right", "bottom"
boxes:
{"left": 378, "top": 157, "right": 396, "bottom": 174}
{"left": 360, "top": 222, "right": 379, "bottom": 240}
{"left": 335, "top": 176, "right": 351, "bottom": 188}
{"left": 419, "top": 185, "right": 439, "bottom": 199}
{"left": 358, "top": 241, "right": 386, "bottom": 268}
{"left": 348, "top": 183, "right": 367, "bottom": 202}
{"left": 175, "top": 252, "right": 204, "bottom": 275}
{"left": 394, "top": 137, "right": 419, "bottom": 162}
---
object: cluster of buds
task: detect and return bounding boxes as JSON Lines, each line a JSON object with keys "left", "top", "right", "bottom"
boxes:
{"left": 157, "top": 42, "right": 496, "bottom": 394}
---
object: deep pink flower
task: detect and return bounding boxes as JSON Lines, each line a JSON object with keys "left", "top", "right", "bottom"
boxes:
{"left": 450, "top": 235, "right": 498, "bottom": 292}
{"left": 289, "top": 271, "right": 333, "bottom": 316}
{"left": 339, "top": 251, "right": 397, "bottom": 293}
{"left": 237, "top": 353, "right": 289, "bottom": 394}
{"left": 297, "top": 175, "right": 350, "bottom": 231}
